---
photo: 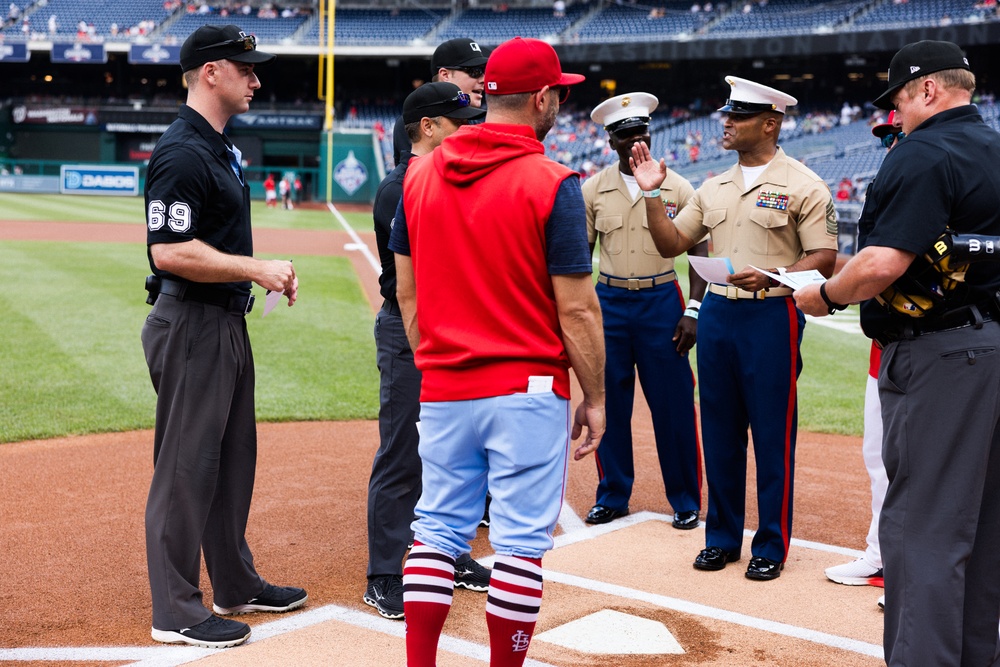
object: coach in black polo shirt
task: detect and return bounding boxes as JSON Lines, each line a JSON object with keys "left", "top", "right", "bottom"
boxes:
{"left": 795, "top": 41, "right": 1000, "bottom": 666}
{"left": 141, "top": 24, "right": 304, "bottom": 649}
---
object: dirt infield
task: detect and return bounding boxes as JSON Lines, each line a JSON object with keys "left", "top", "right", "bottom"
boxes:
{"left": 0, "top": 216, "right": 883, "bottom": 666}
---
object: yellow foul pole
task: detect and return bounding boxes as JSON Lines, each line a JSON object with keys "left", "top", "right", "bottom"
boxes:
{"left": 320, "top": 0, "right": 336, "bottom": 203}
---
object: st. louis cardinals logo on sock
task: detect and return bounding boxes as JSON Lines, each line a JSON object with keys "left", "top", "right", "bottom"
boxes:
{"left": 511, "top": 630, "right": 531, "bottom": 652}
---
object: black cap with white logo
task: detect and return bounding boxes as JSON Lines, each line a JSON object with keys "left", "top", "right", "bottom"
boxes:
{"left": 431, "top": 37, "right": 489, "bottom": 73}
{"left": 873, "top": 40, "right": 971, "bottom": 110}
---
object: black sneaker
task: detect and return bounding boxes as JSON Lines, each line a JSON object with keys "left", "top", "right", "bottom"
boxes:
{"left": 151, "top": 615, "right": 251, "bottom": 648}
{"left": 364, "top": 575, "right": 405, "bottom": 620}
{"left": 454, "top": 558, "right": 491, "bottom": 592}
{"left": 213, "top": 584, "right": 307, "bottom": 615}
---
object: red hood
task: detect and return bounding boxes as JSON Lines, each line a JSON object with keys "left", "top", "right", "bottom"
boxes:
{"left": 433, "top": 122, "right": 545, "bottom": 186}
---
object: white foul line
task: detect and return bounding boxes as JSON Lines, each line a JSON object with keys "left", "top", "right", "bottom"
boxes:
{"left": 326, "top": 201, "right": 381, "bottom": 276}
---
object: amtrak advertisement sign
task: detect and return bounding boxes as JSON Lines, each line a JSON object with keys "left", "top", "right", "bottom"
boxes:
{"left": 60, "top": 165, "right": 139, "bottom": 196}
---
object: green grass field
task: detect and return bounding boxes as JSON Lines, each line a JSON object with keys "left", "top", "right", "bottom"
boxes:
{"left": 0, "top": 192, "right": 866, "bottom": 443}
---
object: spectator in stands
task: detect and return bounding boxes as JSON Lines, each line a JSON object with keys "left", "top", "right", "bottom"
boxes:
{"left": 392, "top": 37, "right": 490, "bottom": 164}
{"left": 836, "top": 176, "right": 853, "bottom": 202}
{"left": 553, "top": 0, "right": 565, "bottom": 17}
{"left": 48, "top": 14, "right": 57, "bottom": 34}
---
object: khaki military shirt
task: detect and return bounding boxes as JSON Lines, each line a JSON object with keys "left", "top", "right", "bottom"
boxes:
{"left": 672, "top": 147, "right": 837, "bottom": 273}
{"left": 583, "top": 164, "right": 695, "bottom": 279}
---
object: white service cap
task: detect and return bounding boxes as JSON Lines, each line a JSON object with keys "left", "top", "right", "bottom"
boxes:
{"left": 718, "top": 76, "right": 797, "bottom": 115}
{"left": 591, "top": 92, "right": 659, "bottom": 135}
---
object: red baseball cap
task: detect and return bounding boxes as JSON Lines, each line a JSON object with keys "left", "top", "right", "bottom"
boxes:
{"left": 871, "top": 110, "right": 897, "bottom": 138}
{"left": 484, "top": 37, "right": 585, "bottom": 96}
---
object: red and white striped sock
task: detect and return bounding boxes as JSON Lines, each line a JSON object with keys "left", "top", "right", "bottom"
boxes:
{"left": 403, "top": 542, "right": 455, "bottom": 667}
{"left": 485, "top": 555, "right": 543, "bottom": 667}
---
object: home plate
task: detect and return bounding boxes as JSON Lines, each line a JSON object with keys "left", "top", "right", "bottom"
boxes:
{"left": 534, "top": 609, "right": 685, "bottom": 655}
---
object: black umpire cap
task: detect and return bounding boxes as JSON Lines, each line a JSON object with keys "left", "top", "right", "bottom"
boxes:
{"left": 873, "top": 40, "right": 971, "bottom": 110}
{"left": 180, "top": 24, "right": 276, "bottom": 72}
{"left": 431, "top": 37, "right": 489, "bottom": 73}
{"left": 402, "top": 82, "right": 486, "bottom": 124}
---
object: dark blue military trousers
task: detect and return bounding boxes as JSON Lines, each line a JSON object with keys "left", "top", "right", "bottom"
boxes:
{"left": 593, "top": 279, "right": 702, "bottom": 515}
{"left": 697, "top": 294, "right": 803, "bottom": 564}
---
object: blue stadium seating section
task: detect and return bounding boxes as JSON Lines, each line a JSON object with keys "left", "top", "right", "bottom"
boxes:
{"left": 300, "top": 8, "right": 448, "bottom": 45}
{"left": 9, "top": 0, "right": 172, "bottom": 39}
{"left": 165, "top": 12, "right": 308, "bottom": 43}
{"left": 2, "top": 0, "right": 997, "bottom": 42}
{"left": 709, "top": 0, "right": 868, "bottom": 36}
{"left": 437, "top": 5, "right": 588, "bottom": 44}
{"left": 851, "top": 0, "right": 994, "bottom": 30}
{"left": 573, "top": 2, "right": 714, "bottom": 42}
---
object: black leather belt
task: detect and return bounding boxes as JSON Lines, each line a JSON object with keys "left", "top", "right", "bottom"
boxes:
{"left": 598, "top": 271, "right": 676, "bottom": 291}
{"left": 382, "top": 298, "right": 401, "bottom": 315}
{"left": 873, "top": 299, "right": 999, "bottom": 347}
{"left": 156, "top": 277, "right": 254, "bottom": 315}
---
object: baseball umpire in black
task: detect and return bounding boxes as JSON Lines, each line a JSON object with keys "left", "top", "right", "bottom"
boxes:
{"left": 796, "top": 41, "right": 1000, "bottom": 666}
{"left": 141, "top": 24, "right": 305, "bottom": 648}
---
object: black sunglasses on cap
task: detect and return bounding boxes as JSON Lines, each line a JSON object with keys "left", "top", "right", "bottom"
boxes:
{"left": 880, "top": 131, "right": 905, "bottom": 149}
{"left": 197, "top": 33, "right": 256, "bottom": 52}
{"left": 413, "top": 91, "right": 472, "bottom": 112}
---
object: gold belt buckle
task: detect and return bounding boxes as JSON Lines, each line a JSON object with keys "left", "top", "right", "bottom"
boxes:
{"left": 627, "top": 279, "right": 640, "bottom": 291}
{"left": 724, "top": 284, "right": 740, "bottom": 300}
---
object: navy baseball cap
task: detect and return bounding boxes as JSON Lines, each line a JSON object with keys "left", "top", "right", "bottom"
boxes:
{"left": 402, "top": 82, "right": 486, "bottom": 124}
{"left": 180, "top": 24, "right": 276, "bottom": 72}
{"left": 873, "top": 40, "right": 970, "bottom": 110}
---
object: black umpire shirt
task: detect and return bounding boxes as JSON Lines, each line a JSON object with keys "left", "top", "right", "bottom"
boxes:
{"left": 145, "top": 104, "right": 253, "bottom": 296}
{"left": 374, "top": 149, "right": 413, "bottom": 302}
{"left": 859, "top": 105, "right": 1000, "bottom": 340}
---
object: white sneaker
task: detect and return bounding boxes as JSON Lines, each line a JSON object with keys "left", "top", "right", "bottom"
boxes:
{"left": 877, "top": 595, "right": 885, "bottom": 610}
{"left": 825, "top": 558, "right": 884, "bottom": 586}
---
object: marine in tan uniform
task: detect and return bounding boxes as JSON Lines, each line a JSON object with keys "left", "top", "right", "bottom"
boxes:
{"left": 582, "top": 92, "right": 708, "bottom": 530}
{"left": 631, "top": 77, "right": 837, "bottom": 580}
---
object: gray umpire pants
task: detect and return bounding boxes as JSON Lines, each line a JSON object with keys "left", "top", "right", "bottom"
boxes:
{"left": 879, "top": 321, "right": 1000, "bottom": 667}
{"left": 141, "top": 293, "right": 265, "bottom": 631}
{"left": 367, "top": 302, "right": 423, "bottom": 578}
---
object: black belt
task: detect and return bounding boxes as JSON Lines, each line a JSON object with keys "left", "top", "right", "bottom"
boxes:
{"left": 873, "top": 299, "right": 999, "bottom": 347}
{"left": 382, "top": 298, "right": 401, "bottom": 315}
{"left": 155, "top": 277, "right": 254, "bottom": 315}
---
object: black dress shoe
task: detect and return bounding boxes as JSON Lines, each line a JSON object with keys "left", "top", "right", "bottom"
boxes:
{"left": 693, "top": 546, "right": 740, "bottom": 571}
{"left": 745, "top": 556, "right": 784, "bottom": 581}
{"left": 585, "top": 505, "right": 629, "bottom": 525}
{"left": 672, "top": 510, "right": 699, "bottom": 530}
